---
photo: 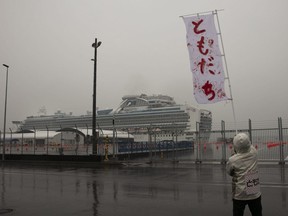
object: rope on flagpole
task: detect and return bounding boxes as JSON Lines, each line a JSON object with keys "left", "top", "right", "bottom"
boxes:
{"left": 213, "top": 9, "right": 238, "bottom": 134}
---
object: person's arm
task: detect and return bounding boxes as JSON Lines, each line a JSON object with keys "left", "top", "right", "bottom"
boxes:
{"left": 226, "top": 160, "right": 235, "bottom": 176}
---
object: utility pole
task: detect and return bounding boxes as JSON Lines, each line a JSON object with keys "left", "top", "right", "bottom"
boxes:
{"left": 92, "top": 38, "right": 102, "bottom": 155}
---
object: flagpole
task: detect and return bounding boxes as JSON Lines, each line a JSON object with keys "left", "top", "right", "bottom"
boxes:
{"left": 213, "top": 9, "right": 238, "bottom": 133}
{"left": 179, "top": 9, "right": 224, "bottom": 18}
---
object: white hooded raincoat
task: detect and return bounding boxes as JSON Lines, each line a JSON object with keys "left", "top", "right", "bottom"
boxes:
{"left": 227, "top": 133, "right": 261, "bottom": 200}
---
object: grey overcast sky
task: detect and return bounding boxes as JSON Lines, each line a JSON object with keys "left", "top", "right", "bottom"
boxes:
{"left": 0, "top": 0, "right": 288, "bottom": 130}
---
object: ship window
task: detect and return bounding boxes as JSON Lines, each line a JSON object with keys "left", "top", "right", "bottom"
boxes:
{"left": 127, "top": 101, "right": 136, "bottom": 106}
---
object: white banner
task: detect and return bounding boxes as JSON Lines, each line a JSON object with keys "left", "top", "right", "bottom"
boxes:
{"left": 183, "top": 14, "right": 227, "bottom": 104}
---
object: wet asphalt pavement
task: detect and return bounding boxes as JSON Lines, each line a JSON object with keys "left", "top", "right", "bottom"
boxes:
{"left": 0, "top": 161, "right": 287, "bottom": 216}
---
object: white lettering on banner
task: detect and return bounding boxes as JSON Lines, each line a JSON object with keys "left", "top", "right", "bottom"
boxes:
{"left": 245, "top": 171, "right": 260, "bottom": 195}
{"left": 183, "top": 14, "right": 228, "bottom": 104}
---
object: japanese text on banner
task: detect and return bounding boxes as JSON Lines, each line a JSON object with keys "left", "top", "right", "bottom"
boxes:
{"left": 183, "top": 14, "right": 228, "bottom": 104}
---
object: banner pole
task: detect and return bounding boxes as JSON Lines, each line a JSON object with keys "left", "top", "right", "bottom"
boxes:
{"left": 179, "top": 9, "right": 224, "bottom": 18}
{"left": 214, "top": 10, "right": 238, "bottom": 133}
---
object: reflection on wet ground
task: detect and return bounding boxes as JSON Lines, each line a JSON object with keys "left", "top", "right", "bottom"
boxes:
{"left": 0, "top": 162, "right": 287, "bottom": 216}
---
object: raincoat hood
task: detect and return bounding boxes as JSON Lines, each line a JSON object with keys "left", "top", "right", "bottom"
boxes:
{"left": 233, "top": 133, "right": 251, "bottom": 154}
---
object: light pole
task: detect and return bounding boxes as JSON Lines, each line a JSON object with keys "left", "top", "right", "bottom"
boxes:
{"left": 2, "top": 64, "right": 9, "bottom": 161}
{"left": 92, "top": 38, "right": 102, "bottom": 155}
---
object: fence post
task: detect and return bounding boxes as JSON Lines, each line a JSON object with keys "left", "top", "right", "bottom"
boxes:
{"left": 154, "top": 132, "right": 158, "bottom": 159}
{"left": 33, "top": 127, "right": 36, "bottom": 155}
{"left": 174, "top": 131, "right": 178, "bottom": 162}
{"left": 221, "top": 120, "right": 226, "bottom": 164}
{"left": 46, "top": 126, "right": 49, "bottom": 155}
{"left": 9, "top": 128, "right": 12, "bottom": 154}
{"left": 21, "top": 130, "right": 24, "bottom": 154}
{"left": 248, "top": 119, "right": 252, "bottom": 143}
{"left": 278, "top": 117, "right": 285, "bottom": 165}
{"left": 86, "top": 124, "right": 89, "bottom": 155}
{"left": 112, "top": 118, "right": 116, "bottom": 158}
{"left": 195, "top": 122, "right": 201, "bottom": 164}
{"left": 148, "top": 127, "right": 152, "bottom": 162}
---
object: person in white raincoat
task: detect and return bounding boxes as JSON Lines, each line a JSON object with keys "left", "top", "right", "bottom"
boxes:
{"left": 227, "top": 133, "right": 262, "bottom": 216}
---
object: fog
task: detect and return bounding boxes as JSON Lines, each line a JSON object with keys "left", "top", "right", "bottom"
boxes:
{"left": 0, "top": 0, "right": 287, "bottom": 130}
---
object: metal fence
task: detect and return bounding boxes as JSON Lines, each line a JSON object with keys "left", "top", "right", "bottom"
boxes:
{"left": 0, "top": 118, "right": 288, "bottom": 164}
{"left": 192, "top": 118, "right": 288, "bottom": 164}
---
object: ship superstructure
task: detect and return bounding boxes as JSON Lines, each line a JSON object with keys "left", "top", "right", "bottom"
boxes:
{"left": 16, "top": 94, "right": 212, "bottom": 142}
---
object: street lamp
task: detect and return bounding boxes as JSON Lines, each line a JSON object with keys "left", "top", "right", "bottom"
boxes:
{"left": 92, "top": 38, "right": 102, "bottom": 155}
{"left": 2, "top": 64, "right": 9, "bottom": 161}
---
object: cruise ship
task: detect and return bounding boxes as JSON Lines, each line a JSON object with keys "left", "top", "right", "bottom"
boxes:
{"left": 15, "top": 94, "right": 212, "bottom": 144}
